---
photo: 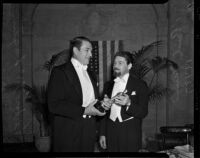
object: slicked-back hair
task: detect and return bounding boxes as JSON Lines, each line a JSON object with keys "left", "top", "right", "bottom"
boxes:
{"left": 114, "top": 51, "right": 133, "bottom": 65}
{"left": 69, "top": 36, "right": 92, "bottom": 58}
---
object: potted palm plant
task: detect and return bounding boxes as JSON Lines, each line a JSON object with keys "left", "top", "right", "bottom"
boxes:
{"left": 4, "top": 49, "right": 69, "bottom": 152}
{"left": 130, "top": 40, "right": 178, "bottom": 103}
{"left": 129, "top": 41, "right": 179, "bottom": 150}
{"left": 4, "top": 83, "right": 51, "bottom": 152}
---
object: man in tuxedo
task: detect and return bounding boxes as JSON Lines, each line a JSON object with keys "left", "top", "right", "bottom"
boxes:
{"left": 99, "top": 51, "right": 149, "bottom": 152}
{"left": 47, "top": 36, "right": 107, "bottom": 152}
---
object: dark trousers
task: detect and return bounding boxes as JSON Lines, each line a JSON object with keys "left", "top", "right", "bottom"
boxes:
{"left": 106, "top": 118, "right": 142, "bottom": 152}
{"left": 78, "top": 117, "right": 96, "bottom": 152}
{"left": 52, "top": 116, "right": 96, "bottom": 152}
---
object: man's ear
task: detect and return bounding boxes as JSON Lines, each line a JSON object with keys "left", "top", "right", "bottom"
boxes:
{"left": 128, "top": 63, "right": 132, "bottom": 70}
{"left": 73, "top": 47, "right": 79, "bottom": 56}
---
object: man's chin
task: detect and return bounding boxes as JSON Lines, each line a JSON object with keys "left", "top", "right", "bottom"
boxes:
{"left": 84, "top": 61, "right": 89, "bottom": 65}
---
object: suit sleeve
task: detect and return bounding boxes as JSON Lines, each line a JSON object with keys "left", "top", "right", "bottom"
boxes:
{"left": 99, "top": 113, "right": 109, "bottom": 136}
{"left": 124, "top": 80, "right": 149, "bottom": 119}
{"left": 47, "top": 67, "right": 85, "bottom": 119}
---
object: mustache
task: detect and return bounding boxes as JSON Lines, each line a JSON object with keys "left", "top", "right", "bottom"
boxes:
{"left": 113, "top": 68, "right": 120, "bottom": 71}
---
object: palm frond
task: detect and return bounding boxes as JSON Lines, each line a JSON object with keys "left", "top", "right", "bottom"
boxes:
{"left": 4, "top": 83, "right": 49, "bottom": 125}
{"left": 4, "top": 83, "right": 23, "bottom": 93}
{"left": 131, "top": 63, "right": 151, "bottom": 79}
{"left": 149, "top": 56, "right": 179, "bottom": 73}
{"left": 148, "top": 84, "right": 174, "bottom": 103}
{"left": 43, "top": 49, "right": 67, "bottom": 71}
{"left": 132, "top": 40, "right": 163, "bottom": 64}
{"left": 24, "top": 84, "right": 37, "bottom": 95}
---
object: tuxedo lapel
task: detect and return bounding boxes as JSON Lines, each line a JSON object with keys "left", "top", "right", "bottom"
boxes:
{"left": 106, "top": 81, "right": 115, "bottom": 98}
{"left": 125, "top": 74, "right": 135, "bottom": 96}
{"left": 120, "top": 74, "right": 137, "bottom": 120}
{"left": 62, "top": 62, "right": 82, "bottom": 100}
{"left": 87, "top": 71, "right": 98, "bottom": 98}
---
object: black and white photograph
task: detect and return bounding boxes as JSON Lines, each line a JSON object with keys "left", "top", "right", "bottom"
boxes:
{"left": 2, "top": 1, "right": 197, "bottom": 157}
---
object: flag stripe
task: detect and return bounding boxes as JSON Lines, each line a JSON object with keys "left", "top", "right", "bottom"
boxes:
{"left": 111, "top": 40, "right": 115, "bottom": 62}
{"left": 106, "top": 41, "right": 111, "bottom": 81}
{"left": 110, "top": 40, "right": 115, "bottom": 80}
{"left": 98, "top": 41, "right": 103, "bottom": 94}
{"left": 103, "top": 41, "right": 107, "bottom": 85}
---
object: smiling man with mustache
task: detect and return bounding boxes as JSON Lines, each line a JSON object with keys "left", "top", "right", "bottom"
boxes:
{"left": 99, "top": 51, "right": 149, "bottom": 152}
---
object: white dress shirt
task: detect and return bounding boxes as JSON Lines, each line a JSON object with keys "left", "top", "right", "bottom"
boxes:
{"left": 71, "top": 58, "right": 95, "bottom": 108}
{"left": 109, "top": 73, "right": 130, "bottom": 122}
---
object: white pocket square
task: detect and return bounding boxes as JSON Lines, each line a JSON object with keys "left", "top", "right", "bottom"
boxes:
{"left": 131, "top": 91, "right": 136, "bottom": 95}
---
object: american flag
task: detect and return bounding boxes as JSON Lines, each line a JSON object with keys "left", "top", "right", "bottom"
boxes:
{"left": 88, "top": 40, "right": 123, "bottom": 95}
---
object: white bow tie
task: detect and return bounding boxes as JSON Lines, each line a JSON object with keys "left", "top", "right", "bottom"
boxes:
{"left": 114, "top": 77, "right": 125, "bottom": 83}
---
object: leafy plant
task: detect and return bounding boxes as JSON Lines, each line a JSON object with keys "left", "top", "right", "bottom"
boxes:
{"left": 43, "top": 49, "right": 69, "bottom": 72}
{"left": 130, "top": 41, "right": 178, "bottom": 104}
{"left": 4, "top": 49, "right": 70, "bottom": 137}
{"left": 4, "top": 83, "right": 50, "bottom": 137}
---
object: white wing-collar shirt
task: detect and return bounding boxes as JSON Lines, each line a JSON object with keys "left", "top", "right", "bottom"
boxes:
{"left": 109, "top": 73, "right": 129, "bottom": 122}
{"left": 71, "top": 57, "right": 95, "bottom": 108}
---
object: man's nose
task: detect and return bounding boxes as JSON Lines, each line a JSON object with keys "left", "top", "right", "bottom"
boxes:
{"left": 88, "top": 50, "right": 92, "bottom": 57}
{"left": 113, "top": 64, "right": 119, "bottom": 68}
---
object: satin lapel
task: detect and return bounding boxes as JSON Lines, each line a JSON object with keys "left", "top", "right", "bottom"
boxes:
{"left": 125, "top": 74, "right": 135, "bottom": 95}
{"left": 62, "top": 62, "right": 82, "bottom": 100}
{"left": 107, "top": 81, "right": 115, "bottom": 98}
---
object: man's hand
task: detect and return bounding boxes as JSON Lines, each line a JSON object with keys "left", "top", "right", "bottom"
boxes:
{"left": 101, "top": 94, "right": 112, "bottom": 110}
{"left": 113, "top": 93, "right": 131, "bottom": 106}
{"left": 84, "top": 99, "right": 106, "bottom": 116}
{"left": 99, "top": 135, "right": 107, "bottom": 149}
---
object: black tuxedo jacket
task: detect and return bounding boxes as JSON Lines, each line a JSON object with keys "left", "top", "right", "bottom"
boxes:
{"left": 47, "top": 61, "right": 99, "bottom": 151}
{"left": 100, "top": 73, "right": 149, "bottom": 136}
